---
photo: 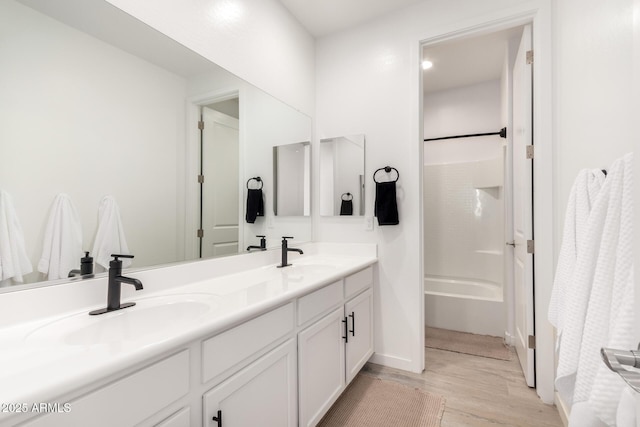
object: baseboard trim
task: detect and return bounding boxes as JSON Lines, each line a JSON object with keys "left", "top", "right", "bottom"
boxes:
{"left": 555, "top": 391, "right": 569, "bottom": 427}
{"left": 369, "top": 353, "right": 416, "bottom": 372}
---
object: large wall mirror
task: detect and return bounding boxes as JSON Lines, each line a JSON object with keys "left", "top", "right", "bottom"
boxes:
{"left": 319, "top": 135, "right": 365, "bottom": 216}
{"left": 0, "top": 0, "right": 312, "bottom": 290}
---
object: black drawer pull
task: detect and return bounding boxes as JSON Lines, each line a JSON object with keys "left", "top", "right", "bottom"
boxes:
{"left": 212, "top": 410, "right": 222, "bottom": 426}
{"left": 342, "top": 317, "right": 348, "bottom": 343}
{"left": 349, "top": 311, "right": 355, "bottom": 337}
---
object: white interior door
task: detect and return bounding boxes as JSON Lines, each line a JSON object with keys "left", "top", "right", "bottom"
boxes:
{"left": 512, "top": 24, "right": 535, "bottom": 388}
{"left": 202, "top": 107, "right": 239, "bottom": 258}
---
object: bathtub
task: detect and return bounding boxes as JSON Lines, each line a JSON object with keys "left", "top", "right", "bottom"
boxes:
{"left": 424, "top": 276, "right": 505, "bottom": 337}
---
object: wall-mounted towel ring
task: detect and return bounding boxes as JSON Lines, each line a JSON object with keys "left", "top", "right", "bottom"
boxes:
{"left": 373, "top": 166, "right": 399, "bottom": 183}
{"left": 246, "top": 176, "right": 263, "bottom": 190}
{"left": 341, "top": 192, "right": 353, "bottom": 201}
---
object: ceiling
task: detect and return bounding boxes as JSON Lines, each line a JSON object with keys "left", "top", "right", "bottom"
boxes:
{"left": 423, "top": 26, "right": 524, "bottom": 93}
{"left": 279, "top": 0, "right": 424, "bottom": 37}
{"left": 278, "top": 1, "right": 524, "bottom": 93}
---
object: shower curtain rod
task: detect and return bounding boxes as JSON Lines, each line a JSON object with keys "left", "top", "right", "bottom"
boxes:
{"left": 424, "top": 127, "right": 507, "bottom": 142}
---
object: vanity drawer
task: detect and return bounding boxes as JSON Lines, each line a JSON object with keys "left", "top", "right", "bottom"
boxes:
{"left": 297, "top": 280, "right": 343, "bottom": 326}
{"left": 23, "top": 350, "right": 190, "bottom": 427}
{"left": 202, "top": 303, "right": 294, "bottom": 384}
{"left": 344, "top": 266, "right": 373, "bottom": 299}
{"left": 155, "top": 407, "right": 190, "bottom": 427}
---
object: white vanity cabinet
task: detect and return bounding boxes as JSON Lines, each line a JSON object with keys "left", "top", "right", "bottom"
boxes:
{"left": 22, "top": 350, "right": 190, "bottom": 427}
{"left": 200, "top": 303, "right": 297, "bottom": 427}
{"left": 4, "top": 255, "right": 376, "bottom": 427}
{"left": 298, "top": 267, "right": 374, "bottom": 427}
{"left": 202, "top": 339, "right": 297, "bottom": 427}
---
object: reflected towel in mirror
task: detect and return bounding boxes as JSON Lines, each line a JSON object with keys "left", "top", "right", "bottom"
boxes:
{"left": 37, "top": 193, "right": 83, "bottom": 280}
{"left": 92, "top": 196, "right": 131, "bottom": 270}
{"left": 245, "top": 189, "right": 264, "bottom": 223}
{"left": 0, "top": 190, "right": 32, "bottom": 283}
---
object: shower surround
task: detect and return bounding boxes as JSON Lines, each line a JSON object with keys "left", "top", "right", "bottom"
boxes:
{"left": 423, "top": 156, "right": 505, "bottom": 337}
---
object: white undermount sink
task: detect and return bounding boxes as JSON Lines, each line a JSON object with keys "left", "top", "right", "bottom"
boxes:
{"left": 25, "top": 294, "right": 218, "bottom": 346}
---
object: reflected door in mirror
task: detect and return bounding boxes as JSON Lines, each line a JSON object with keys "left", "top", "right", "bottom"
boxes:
{"left": 201, "top": 107, "right": 239, "bottom": 258}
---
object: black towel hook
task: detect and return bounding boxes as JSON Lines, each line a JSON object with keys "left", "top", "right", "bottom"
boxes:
{"left": 341, "top": 192, "right": 353, "bottom": 201}
{"left": 246, "top": 176, "right": 263, "bottom": 190}
{"left": 373, "top": 166, "right": 399, "bottom": 183}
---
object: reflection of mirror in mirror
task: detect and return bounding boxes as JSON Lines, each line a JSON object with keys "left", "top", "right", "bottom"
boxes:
{"left": 319, "top": 135, "right": 366, "bottom": 216}
{"left": 273, "top": 142, "right": 311, "bottom": 216}
{"left": 0, "top": 0, "right": 311, "bottom": 290}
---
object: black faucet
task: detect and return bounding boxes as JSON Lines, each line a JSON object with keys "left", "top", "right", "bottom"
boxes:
{"left": 277, "top": 236, "right": 303, "bottom": 268}
{"left": 68, "top": 251, "right": 94, "bottom": 278}
{"left": 89, "top": 254, "right": 143, "bottom": 315}
{"left": 247, "top": 235, "right": 267, "bottom": 252}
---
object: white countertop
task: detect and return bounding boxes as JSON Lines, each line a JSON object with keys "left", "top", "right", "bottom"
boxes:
{"left": 0, "top": 249, "right": 376, "bottom": 421}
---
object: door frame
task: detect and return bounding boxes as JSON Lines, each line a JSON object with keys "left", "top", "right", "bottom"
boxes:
{"left": 185, "top": 89, "right": 242, "bottom": 261}
{"left": 416, "top": 1, "right": 555, "bottom": 403}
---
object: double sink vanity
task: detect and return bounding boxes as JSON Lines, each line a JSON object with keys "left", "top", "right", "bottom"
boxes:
{"left": 0, "top": 243, "right": 377, "bottom": 427}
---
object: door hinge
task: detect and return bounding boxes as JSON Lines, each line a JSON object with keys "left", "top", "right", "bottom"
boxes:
{"left": 527, "top": 240, "right": 535, "bottom": 254}
{"left": 197, "top": 229, "right": 204, "bottom": 238}
{"left": 526, "top": 50, "right": 533, "bottom": 65}
{"left": 528, "top": 335, "right": 536, "bottom": 349}
{"left": 198, "top": 174, "right": 204, "bottom": 183}
{"left": 198, "top": 120, "right": 204, "bottom": 130}
{"left": 526, "top": 145, "right": 534, "bottom": 159}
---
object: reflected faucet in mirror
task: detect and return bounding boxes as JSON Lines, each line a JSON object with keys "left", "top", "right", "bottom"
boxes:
{"left": 247, "top": 235, "right": 267, "bottom": 252}
{"left": 68, "top": 252, "right": 94, "bottom": 278}
{"left": 89, "top": 254, "right": 143, "bottom": 316}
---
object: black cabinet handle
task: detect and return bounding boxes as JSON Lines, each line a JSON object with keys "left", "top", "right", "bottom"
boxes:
{"left": 342, "top": 317, "right": 348, "bottom": 343}
{"left": 212, "top": 410, "right": 222, "bottom": 426}
{"left": 349, "top": 311, "right": 355, "bottom": 337}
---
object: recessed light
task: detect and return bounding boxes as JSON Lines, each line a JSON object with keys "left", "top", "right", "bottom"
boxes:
{"left": 422, "top": 60, "right": 433, "bottom": 70}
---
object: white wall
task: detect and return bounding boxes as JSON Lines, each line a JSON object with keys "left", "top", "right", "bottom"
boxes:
{"left": 553, "top": 0, "right": 635, "bottom": 257}
{"left": 314, "top": 0, "right": 535, "bottom": 375}
{"left": 104, "top": 0, "right": 315, "bottom": 117}
{"left": 423, "top": 80, "right": 504, "bottom": 165}
{"left": 0, "top": 1, "right": 186, "bottom": 281}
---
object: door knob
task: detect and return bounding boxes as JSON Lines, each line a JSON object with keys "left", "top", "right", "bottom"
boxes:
{"left": 506, "top": 241, "right": 516, "bottom": 247}
{"left": 601, "top": 346, "right": 640, "bottom": 393}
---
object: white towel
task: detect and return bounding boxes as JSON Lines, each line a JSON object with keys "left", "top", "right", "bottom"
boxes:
{"left": 549, "top": 169, "right": 606, "bottom": 334}
{"left": 92, "top": 196, "right": 131, "bottom": 270}
{"left": 615, "top": 388, "right": 636, "bottom": 427}
{"left": 37, "top": 193, "right": 83, "bottom": 280}
{"left": 555, "top": 167, "right": 610, "bottom": 403}
{"left": 0, "top": 190, "right": 32, "bottom": 282}
{"left": 569, "top": 153, "right": 634, "bottom": 426}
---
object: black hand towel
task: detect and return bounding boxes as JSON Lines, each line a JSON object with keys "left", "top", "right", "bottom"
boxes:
{"left": 374, "top": 181, "right": 399, "bottom": 225}
{"left": 340, "top": 199, "right": 353, "bottom": 215}
{"left": 245, "top": 189, "right": 264, "bottom": 223}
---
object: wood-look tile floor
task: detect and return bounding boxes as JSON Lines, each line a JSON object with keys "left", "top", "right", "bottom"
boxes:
{"left": 362, "top": 347, "right": 563, "bottom": 427}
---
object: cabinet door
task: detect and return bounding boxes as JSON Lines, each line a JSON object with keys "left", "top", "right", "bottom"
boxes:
{"left": 345, "top": 288, "right": 374, "bottom": 384}
{"left": 298, "top": 307, "right": 346, "bottom": 427}
{"left": 203, "top": 339, "right": 297, "bottom": 427}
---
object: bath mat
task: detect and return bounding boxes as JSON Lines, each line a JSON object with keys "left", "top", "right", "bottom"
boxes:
{"left": 425, "top": 327, "right": 512, "bottom": 360}
{"left": 317, "top": 374, "right": 445, "bottom": 427}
